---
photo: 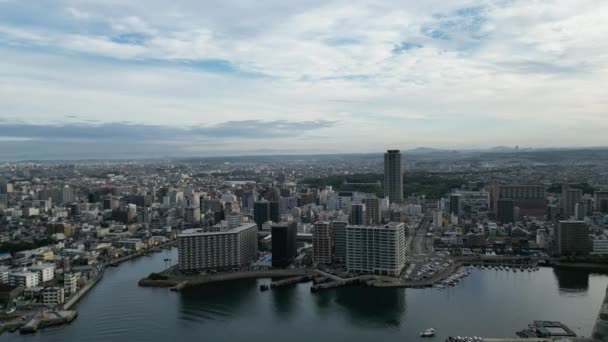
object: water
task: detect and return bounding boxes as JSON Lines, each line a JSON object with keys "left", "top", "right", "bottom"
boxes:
{"left": 4, "top": 249, "right": 607, "bottom": 342}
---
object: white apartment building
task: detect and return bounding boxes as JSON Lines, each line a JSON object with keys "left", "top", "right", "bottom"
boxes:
{"left": 178, "top": 223, "right": 258, "bottom": 272}
{"left": 346, "top": 222, "right": 406, "bottom": 276}
{"left": 64, "top": 272, "right": 81, "bottom": 295}
{"left": 29, "top": 263, "right": 56, "bottom": 283}
{"left": 9, "top": 271, "right": 40, "bottom": 288}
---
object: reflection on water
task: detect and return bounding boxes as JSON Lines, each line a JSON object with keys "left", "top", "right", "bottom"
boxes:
{"left": 179, "top": 279, "right": 258, "bottom": 322}
{"left": 270, "top": 285, "right": 298, "bottom": 319}
{"left": 553, "top": 268, "right": 590, "bottom": 294}
{"left": 330, "top": 286, "right": 406, "bottom": 327}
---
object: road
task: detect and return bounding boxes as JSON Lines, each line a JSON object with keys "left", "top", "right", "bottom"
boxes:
{"left": 406, "top": 216, "right": 433, "bottom": 257}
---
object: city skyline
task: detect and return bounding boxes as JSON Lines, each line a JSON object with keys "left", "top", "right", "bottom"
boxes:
{"left": 1, "top": 0, "right": 608, "bottom": 159}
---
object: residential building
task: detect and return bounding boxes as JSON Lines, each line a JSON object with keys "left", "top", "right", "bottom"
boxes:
{"left": 63, "top": 272, "right": 80, "bottom": 295}
{"left": 116, "top": 239, "right": 143, "bottom": 251}
{"left": 350, "top": 203, "right": 366, "bottom": 225}
{"left": 492, "top": 184, "right": 546, "bottom": 217}
{"left": 178, "top": 223, "right": 258, "bottom": 272}
{"left": 9, "top": 271, "right": 40, "bottom": 288}
{"left": 562, "top": 187, "right": 583, "bottom": 219}
{"left": 363, "top": 197, "right": 382, "bottom": 225}
{"left": 29, "top": 263, "right": 55, "bottom": 283}
{"left": 332, "top": 221, "right": 348, "bottom": 265}
{"left": 313, "top": 221, "right": 332, "bottom": 265}
{"left": 346, "top": 222, "right": 406, "bottom": 276}
{"left": 42, "top": 287, "right": 65, "bottom": 306}
{"left": 384, "top": 150, "right": 404, "bottom": 204}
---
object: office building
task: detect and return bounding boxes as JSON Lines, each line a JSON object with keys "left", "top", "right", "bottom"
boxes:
{"left": 363, "top": 197, "right": 382, "bottom": 225}
{"left": 254, "top": 201, "right": 270, "bottom": 228}
{"left": 313, "top": 221, "right": 333, "bottom": 265}
{"left": 449, "top": 194, "right": 462, "bottom": 217}
{"left": 497, "top": 199, "right": 515, "bottom": 223}
{"left": 332, "top": 221, "right": 348, "bottom": 265}
{"left": 184, "top": 206, "right": 201, "bottom": 224}
{"left": 350, "top": 203, "right": 366, "bottom": 225}
{"left": 346, "top": 222, "right": 406, "bottom": 276}
{"left": 271, "top": 222, "right": 297, "bottom": 268}
{"left": 384, "top": 150, "right": 404, "bottom": 204}
{"left": 269, "top": 201, "right": 280, "bottom": 223}
{"left": 178, "top": 223, "right": 258, "bottom": 272}
{"left": 562, "top": 187, "right": 583, "bottom": 219}
{"left": 557, "top": 221, "right": 590, "bottom": 256}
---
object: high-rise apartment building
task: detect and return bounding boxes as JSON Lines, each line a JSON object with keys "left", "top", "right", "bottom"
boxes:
{"left": 449, "top": 194, "right": 462, "bottom": 217}
{"left": 363, "top": 197, "right": 382, "bottom": 225}
{"left": 178, "top": 223, "right": 258, "bottom": 272}
{"left": 491, "top": 184, "right": 546, "bottom": 217}
{"left": 332, "top": 221, "right": 348, "bottom": 265}
{"left": 313, "top": 221, "right": 332, "bottom": 265}
{"left": 346, "top": 222, "right": 406, "bottom": 276}
{"left": 562, "top": 187, "right": 583, "bottom": 219}
{"left": 384, "top": 150, "right": 404, "bottom": 204}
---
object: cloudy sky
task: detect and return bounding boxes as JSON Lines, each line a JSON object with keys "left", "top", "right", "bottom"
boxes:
{"left": 0, "top": 0, "right": 607, "bottom": 159}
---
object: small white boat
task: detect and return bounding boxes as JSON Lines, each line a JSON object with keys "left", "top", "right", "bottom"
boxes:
{"left": 420, "top": 328, "right": 436, "bottom": 337}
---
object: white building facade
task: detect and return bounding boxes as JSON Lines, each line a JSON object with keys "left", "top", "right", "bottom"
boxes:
{"left": 346, "top": 222, "right": 406, "bottom": 276}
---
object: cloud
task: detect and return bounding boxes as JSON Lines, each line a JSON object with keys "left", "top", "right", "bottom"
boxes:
{"left": 0, "top": 0, "right": 607, "bottom": 157}
{"left": 0, "top": 120, "right": 338, "bottom": 141}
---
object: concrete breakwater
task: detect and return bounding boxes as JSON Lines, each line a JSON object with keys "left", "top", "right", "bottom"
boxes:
{"left": 139, "top": 269, "right": 314, "bottom": 290}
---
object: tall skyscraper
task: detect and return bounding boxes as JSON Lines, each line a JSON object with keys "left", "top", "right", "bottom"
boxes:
{"left": 253, "top": 201, "right": 270, "bottom": 228}
{"left": 271, "top": 222, "right": 297, "bottom": 268}
{"left": 557, "top": 221, "right": 590, "bottom": 256}
{"left": 363, "top": 197, "right": 381, "bottom": 225}
{"left": 331, "top": 221, "right": 348, "bottom": 265}
{"left": 350, "top": 203, "right": 366, "bottom": 225}
{"left": 384, "top": 150, "right": 404, "bottom": 204}
{"left": 312, "top": 221, "right": 333, "bottom": 265}
{"left": 561, "top": 186, "right": 582, "bottom": 219}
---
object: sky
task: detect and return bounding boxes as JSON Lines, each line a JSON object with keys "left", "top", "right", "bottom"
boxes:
{"left": 0, "top": 0, "right": 607, "bottom": 160}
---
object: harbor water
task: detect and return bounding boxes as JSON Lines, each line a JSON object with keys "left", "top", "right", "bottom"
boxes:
{"left": 4, "top": 249, "right": 607, "bottom": 342}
